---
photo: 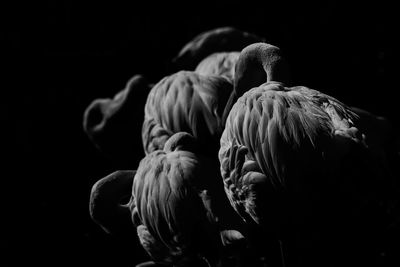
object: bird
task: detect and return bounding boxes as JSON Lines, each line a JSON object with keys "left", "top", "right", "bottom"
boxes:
{"left": 89, "top": 132, "right": 247, "bottom": 267}
{"left": 141, "top": 70, "right": 233, "bottom": 156}
{"left": 218, "top": 42, "right": 396, "bottom": 267}
{"left": 221, "top": 42, "right": 291, "bottom": 126}
{"left": 140, "top": 43, "right": 294, "bottom": 267}
{"left": 142, "top": 28, "right": 267, "bottom": 157}
{"left": 83, "top": 74, "right": 153, "bottom": 168}
{"left": 88, "top": 30, "right": 271, "bottom": 267}
{"left": 132, "top": 132, "right": 245, "bottom": 267}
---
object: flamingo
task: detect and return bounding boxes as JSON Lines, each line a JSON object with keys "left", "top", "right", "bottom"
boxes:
{"left": 89, "top": 32, "right": 273, "bottom": 267}
{"left": 83, "top": 27, "right": 264, "bottom": 163}
{"left": 141, "top": 70, "right": 233, "bottom": 156}
{"left": 132, "top": 132, "right": 224, "bottom": 266}
{"left": 90, "top": 132, "right": 248, "bottom": 266}
{"left": 142, "top": 28, "right": 268, "bottom": 156}
{"left": 218, "top": 43, "right": 396, "bottom": 266}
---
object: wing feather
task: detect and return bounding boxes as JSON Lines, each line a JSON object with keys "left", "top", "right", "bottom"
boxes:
{"left": 219, "top": 82, "right": 365, "bottom": 228}
{"left": 143, "top": 71, "right": 232, "bottom": 154}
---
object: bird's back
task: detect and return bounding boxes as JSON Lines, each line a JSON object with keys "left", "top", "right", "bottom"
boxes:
{"left": 142, "top": 71, "right": 232, "bottom": 154}
{"left": 219, "top": 81, "right": 392, "bottom": 265}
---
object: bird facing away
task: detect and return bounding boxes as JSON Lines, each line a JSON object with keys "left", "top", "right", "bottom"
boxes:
{"left": 218, "top": 42, "right": 395, "bottom": 266}
{"left": 142, "top": 70, "right": 233, "bottom": 156}
{"left": 142, "top": 39, "right": 275, "bottom": 156}
{"left": 89, "top": 132, "right": 247, "bottom": 266}
{"left": 220, "top": 82, "right": 364, "bottom": 226}
{"left": 221, "top": 42, "right": 291, "bottom": 126}
{"left": 220, "top": 81, "right": 394, "bottom": 266}
{"left": 132, "top": 132, "right": 229, "bottom": 267}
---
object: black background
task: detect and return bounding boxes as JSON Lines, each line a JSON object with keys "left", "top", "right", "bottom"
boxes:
{"left": 4, "top": 1, "right": 398, "bottom": 266}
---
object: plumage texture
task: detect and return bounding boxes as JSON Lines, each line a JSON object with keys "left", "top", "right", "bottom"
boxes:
{"left": 195, "top": 52, "right": 240, "bottom": 83}
{"left": 219, "top": 81, "right": 397, "bottom": 265}
{"left": 142, "top": 71, "right": 233, "bottom": 155}
{"left": 219, "top": 81, "right": 371, "bottom": 227}
{"left": 219, "top": 82, "right": 396, "bottom": 231}
{"left": 221, "top": 43, "right": 290, "bottom": 127}
{"left": 132, "top": 133, "right": 221, "bottom": 265}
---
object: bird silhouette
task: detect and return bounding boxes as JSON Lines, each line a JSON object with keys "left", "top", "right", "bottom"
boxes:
{"left": 221, "top": 43, "right": 291, "bottom": 126}
{"left": 88, "top": 33, "right": 272, "bottom": 267}
{"left": 219, "top": 42, "right": 396, "bottom": 267}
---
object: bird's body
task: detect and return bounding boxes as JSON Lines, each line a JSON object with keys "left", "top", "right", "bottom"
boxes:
{"left": 219, "top": 82, "right": 394, "bottom": 266}
{"left": 214, "top": 40, "right": 397, "bottom": 267}
{"left": 87, "top": 33, "right": 399, "bottom": 266}
{"left": 220, "top": 82, "right": 364, "bottom": 226}
{"left": 132, "top": 133, "right": 224, "bottom": 266}
{"left": 142, "top": 71, "right": 233, "bottom": 155}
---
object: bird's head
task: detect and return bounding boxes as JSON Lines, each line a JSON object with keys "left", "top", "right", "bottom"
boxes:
{"left": 164, "top": 132, "right": 199, "bottom": 154}
{"left": 234, "top": 42, "right": 291, "bottom": 99}
{"left": 222, "top": 42, "right": 291, "bottom": 125}
{"left": 89, "top": 170, "right": 137, "bottom": 237}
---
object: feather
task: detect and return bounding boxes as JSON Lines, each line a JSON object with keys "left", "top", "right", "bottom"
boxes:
{"left": 133, "top": 133, "right": 226, "bottom": 265}
{"left": 219, "top": 82, "right": 369, "bottom": 230}
{"left": 143, "top": 71, "right": 233, "bottom": 155}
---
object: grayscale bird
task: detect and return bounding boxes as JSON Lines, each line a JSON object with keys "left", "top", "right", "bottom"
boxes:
{"left": 89, "top": 132, "right": 246, "bottom": 267}
{"left": 142, "top": 31, "right": 267, "bottom": 156}
{"left": 89, "top": 35, "right": 275, "bottom": 267}
{"left": 132, "top": 132, "right": 244, "bottom": 267}
{"left": 221, "top": 43, "right": 291, "bottom": 126}
{"left": 141, "top": 70, "right": 233, "bottom": 156}
{"left": 141, "top": 43, "right": 294, "bottom": 267}
{"left": 219, "top": 43, "right": 396, "bottom": 266}
{"left": 142, "top": 49, "right": 241, "bottom": 154}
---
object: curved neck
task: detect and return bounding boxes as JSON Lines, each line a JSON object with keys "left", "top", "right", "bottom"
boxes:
{"left": 234, "top": 43, "right": 290, "bottom": 98}
{"left": 89, "top": 170, "right": 136, "bottom": 236}
{"left": 222, "top": 43, "right": 289, "bottom": 126}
